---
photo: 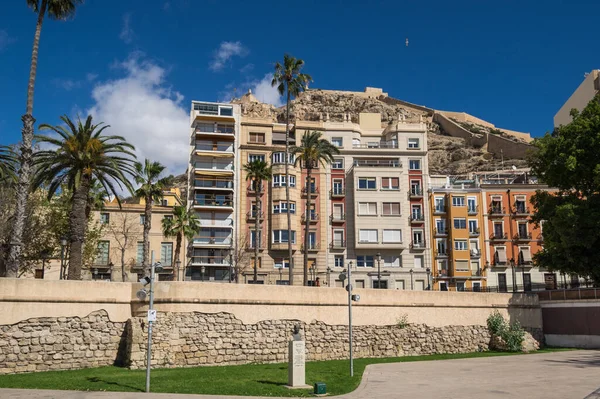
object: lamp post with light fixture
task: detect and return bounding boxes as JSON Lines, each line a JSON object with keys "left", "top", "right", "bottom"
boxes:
{"left": 59, "top": 237, "right": 67, "bottom": 280}
{"left": 376, "top": 252, "right": 382, "bottom": 289}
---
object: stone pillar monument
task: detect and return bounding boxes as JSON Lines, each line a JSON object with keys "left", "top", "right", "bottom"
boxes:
{"left": 287, "top": 324, "right": 310, "bottom": 389}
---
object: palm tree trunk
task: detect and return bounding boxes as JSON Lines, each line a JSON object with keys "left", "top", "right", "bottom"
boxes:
{"left": 142, "top": 196, "right": 152, "bottom": 275}
{"left": 285, "top": 88, "right": 293, "bottom": 285}
{"left": 174, "top": 232, "right": 182, "bottom": 281}
{"left": 254, "top": 181, "right": 261, "bottom": 283}
{"left": 303, "top": 168, "right": 312, "bottom": 286}
{"left": 5, "top": 0, "right": 47, "bottom": 278}
{"left": 68, "top": 173, "right": 92, "bottom": 280}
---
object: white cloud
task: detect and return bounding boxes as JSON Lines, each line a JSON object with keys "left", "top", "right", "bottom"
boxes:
{"left": 87, "top": 54, "right": 189, "bottom": 176}
{"left": 86, "top": 73, "right": 98, "bottom": 82}
{"left": 119, "top": 13, "right": 134, "bottom": 44}
{"left": 0, "top": 30, "right": 16, "bottom": 52}
{"left": 251, "top": 74, "right": 283, "bottom": 106}
{"left": 209, "top": 41, "right": 248, "bottom": 71}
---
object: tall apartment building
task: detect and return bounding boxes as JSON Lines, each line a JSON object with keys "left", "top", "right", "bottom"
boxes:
{"left": 428, "top": 178, "right": 487, "bottom": 291}
{"left": 187, "top": 101, "right": 240, "bottom": 282}
{"left": 236, "top": 117, "right": 327, "bottom": 285}
{"left": 318, "top": 113, "right": 431, "bottom": 290}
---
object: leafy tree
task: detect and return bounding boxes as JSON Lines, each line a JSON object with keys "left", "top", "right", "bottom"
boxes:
{"left": 291, "top": 131, "right": 339, "bottom": 285}
{"left": 243, "top": 160, "right": 272, "bottom": 284}
{"left": 105, "top": 212, "right": 141, "bottom": 282}
{"left": 162, "top": 205, "right": 201, "bottom": 280}
{"left": 272, "top": 54, "right": 312, "bottom": 285}
{"left": 529, "top": 94, "right": 600, "bottom": 282}
{"left": 32, "top": 115, "right": 136, "bottom": 280}
{"left": 7, "top": 0, "right": 84, "bottom": 277}
{"left": 134, "top": 159, "right": 170, "bottom": 274}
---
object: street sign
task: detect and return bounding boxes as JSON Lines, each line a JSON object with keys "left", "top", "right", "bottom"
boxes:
{"left": 147, "top": 310, "right": 157, "bottom": 322}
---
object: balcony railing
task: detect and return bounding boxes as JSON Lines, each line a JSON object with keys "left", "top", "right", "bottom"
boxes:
{"left": 469, "top": 228, "right": 481, "bottom": 236}
{"left": 330, "top": 188, "right": 346, "bottom": 198}
{"left": 490, "top": 233, "right": 508, "bottom": 241}
{"left": 433, "top": 206, "right": 447, "bottom": 214}
{"left": 470, "top": 249, "right": 481, "bottom": 258}
{"left": 352, "top": 142, "right": 398, "bottom": 149}
{"left": 301, "top": 213, "right": 318, "bottom": 223}
{"left": 512, "top": 205, "right": 530, "bottom": 215}
{"left": 193, "top": 238, "right": 232, "bottom": 246}
{"left": 330, "top": 240, "right": 346, "bottom": 249}
{"left": 434, "top": 228, "right": 448, "bottom": 236}
{"left": 408, "top": 188, "right": 423, "bottom": 198}
{"left": 195, "top": 125, "right": 235, "bottom": 135}
{"left": 194, "top": 164, "right": 234, "bottom": 172}
{"left": 330, "top": 213, "right": 346, "bottom": 223}
{"left": 191, "top": 256, "right": 232, "bottom": 266}
{"left": 201, "top": 219, "right": 233, "bottom": 227}
{"left": 410, "top": 241, "right": 426, "bottom": 250}
{"left": 471, "top": 269, "right": 484, "bottom": 276}
{"left": 410, "top": 214, "right": 425, "bottom": 223}
{"left": 301, "top": 187, "right": 318, "bottom": 196}
{"left": 195, "top": 144, "right": 234, "bottom": 153}
{"left": 194, "top": 178, "right": 234, "bottom": 190}
{"left": 513, "top": 233, "right": 533, "bottom": 241}
{"left": 467, "top": 205, "right": 479, "bottom": 215}
{"left": 353, "top": 160, "right": 401, "bottom": 168}
{"left": 194, "top": 198, "right": 234, "bottom": 207}
{"left": 301, "top": 243, "right": 320, "bottom": 252}
{"left": 489, "top": 206, "right": 506, "bottom": 216}
{"left": 435, "top": 249, "right": 450, "bottom": 258}
{"left": 245, "top": 241, "right": 265, "bottom": 250}
{"left": 246, "top": 211, "right": 264, "bottom": 221}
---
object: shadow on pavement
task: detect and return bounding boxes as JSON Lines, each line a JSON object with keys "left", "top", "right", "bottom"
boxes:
{"left": 86, "top": 376, "right": 144, "bottom": 392}
{"left": 544, "top": 352, "right": 600, "bottom": 368}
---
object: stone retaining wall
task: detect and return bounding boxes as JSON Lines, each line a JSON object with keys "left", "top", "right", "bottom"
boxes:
{"left": 0, "top": 311, "right": 126, "bottom": 375}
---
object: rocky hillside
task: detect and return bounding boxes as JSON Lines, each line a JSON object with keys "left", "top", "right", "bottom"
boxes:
{"left": 232, "top": 89, "right": 531, "bottom": 175}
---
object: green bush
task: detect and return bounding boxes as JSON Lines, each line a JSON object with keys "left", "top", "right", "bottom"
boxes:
{"left": 486, "top": 311, "right": 525, "bottom": 352}
{"left": 396, "top": 314, "right": 409, "bottom": 329}
{"left": 486, "top": 310, "right": 506, "bottom": 335}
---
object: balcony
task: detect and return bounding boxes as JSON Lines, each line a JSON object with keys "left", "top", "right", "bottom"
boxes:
{"left": 192, "top": 237, "right": 232, "bottom": 247}
{"left": 513, "top": 233, "right": 533, "bottom": 241}
{"left": 301, "top": 213, "right": 319, "bottom": 224}
{"left": 301, "top": 186, "right": 318, "bottom": 197}
{"left": 434, "top": 228, "right": 448, "bottom": 237}
{"left": 246, "top": 183, "right": 264, "bottom": 195}
{"left": 471, "top": 269, "right": 484, "bottom": 277}
{"left": 467, "top": 205, "right": 479, "bottom": 215}
{"left": 437, "top": 269, "right": 450, "bottom": 278}
{"left": 194, "top": 124, "right": 235, "bottom": 137}
{"left": 190, "top": 256, "right": 232, "bottom": 267}
{"left": 489, "top": 206, "right": 506, "bottom": 217}
{"left": 352, "top": 142, "right": 399, "bottom": 149}
{"left": 410, "top": 241, "right": 426, "bottom": 250}
{"left": 330, "top": 240, "right": 346, "bottom": 250}
{"left": 194, "top": 143, "right": 234, "bottom": 157}
{"left": 330, "top": 213, "right": 346, "bottom": 224}
{"left": 469, "top": 228, "right": 480, "bottom": 237}
{"left": 200, "top": 219, "right": 234, "bottom": 228}
{"left": 194, "top": 178, "right": 234, "bottom": 191}
{"left": 433, "top": 206, "right": 447, "bottom": 215}
{"left": 194, "top": 163, "right": 234, "bottom": 175}
{"left": 408, "top": 188, "right": 423, "bottom": 199}
{"left": 512, "top": 205, "right": 531, "bottom": 216}
{"left": 193, "top": 197, "right": 234, "bottom": 210}
{"left": 435, "top": 249, "right": 450, "bottom": 258}
{"left": 300, "top": 243, "right": 320, "bottom": 252}
{"left": 470, "top": 249, "right": 481, "bottom": 258}
{"left": 490, "top": 233, "right": 509, "bottom": 241}
{"left": 410, "top": 214, "right": 425, "bottom": 224}
{"left": 353, "top": 159, "right": 401, "bottom": 168}
{"left": 330, "top": 188, "right": 346, "bottom": 198}
{"left": 245, "top": 241, "right": 265, "bottom": 251}
{"left": 246, "top": 211, "right": 264, "bottom": 221}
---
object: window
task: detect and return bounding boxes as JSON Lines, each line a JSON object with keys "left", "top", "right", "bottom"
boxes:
{"left": 471, "top": 261, "right": 480, "bottom": 274}
{"left": 518, "top": 223, "right": 528, "bottom": 238}
{"left": 332, "top": 158, "right": 344, "bottom": 169}
{"left": 495, "top": 246, "right": 507, "bottom": 264}
{"left": 357, "top": 255, "right": 374, "bottom": 267}
{"left": 249, "top": 230, "right": 262, "bottom": 248}
{"left": 197, "top": 122, "right": 214, "bottom": 132}
{"left": 408, "top": 138, "right": 420, "bottom": 149}
{"left": 381, "top": 177, "right": 399, "bottom": 190}
{"left": 332, "top": 179, "right": 344, "bottom": 195}
{"left": 409, "top": 159, "right": 421, "bottom": 170}
{"left": 467, "top": 197, "right": 477, "bottom": 213}
{"left": 468, "top": 220, "right": 478, "bottom": 233}
{"left": 358, "top": 177, "right": 376, "bottom": 190}
{"left": 194, "top": 103, "right": 218, "bottom": 114}
{"left": 412, "top": 230, "right": 424, "bottom": 245}
{"left": 453, "top": 218, "right": 467, "bottom": 229}
{"left": 96, "top": 241, "right": 109, "bottom": 265}
{"left": 248, "top": 154, "right": 265, "bottom": 163}
{"left": 454, "top": 240, "right": 468, "bottom": 251}
{"left": 410, "top": 181, "right": 421, "bottom": 195}
{"left": 436, "top": 219, "right": 446, "bottom": 233}
{"left": 384, "top": 256, "right": 401, "bottom": 267}
{"left": 411, "top": 205, "right": 422, "bottom": 219}
{"left": 383, "top": 229, "right": 402, "bottom": 243}
{"left": 272, "top": 152, "right": 295, "bottom": 164}
{"left": 160, "top": 243, "right": 173, "bottom": 266}
{"left": 219, "top": 106, "right": 233, "bottom": 116}
{"left": 272, "top": 230, "right": 296, "bottom": 244}
{"left": 519, "top": 246, "right": 532, "bottom": 264}
{"left": 493, "top": 223, "right": 504, "bottom": 238}
{"left": 331, "top": 137, "right": 343, "bottom": 147}
{"left": 273, "top": 201, "right": 296, "bottom": 214}
{"left": 161, "top": 199, "right": 168, "bottom": 206}
{"left": 272, "top": 174, "right": 296, "bottom": 187}
{"left": 452, "top": 196, "right": 465, "bottom": 207}
{"left": 498, "top": 273, "right": 508, "bottom": 292}
{"left": 249, "top": 132, "right": 265, "bottom": 144}
{"left": 140, "top": 214, "right": 146, "bottom": 225}
{"left": 436, "top": 239, "right": 447, "bottom": 255}
{"left": 358, "top": 229, "right": 378, "bottom": 243}
{"left": 358, "top": 202, "right": 377, "bottom": 215}
{"left": 456, "top": 282, "right": 466, "bottom": 291}
{"left": 455, "top": 260, "right": 469, "bottom": 271}
{"left": 382, "top": 202, "right": 401, "bottom": 216}
{"left": 136, "top": 242, "right": 143, "bottom": 265}
{"left": 100, "top": 213, "right": 110, "bottom": 224}
{"left": 274, "top": 258, "right": 290, "bottom": 269}
{"left": 334, "top": 255, "right": 344, "bottom": 268}
{"left": 434, "top": 197, "right": 446, "bottom": 212}
{"left": 514, "top": 196, "right": 527, "bottom": 213}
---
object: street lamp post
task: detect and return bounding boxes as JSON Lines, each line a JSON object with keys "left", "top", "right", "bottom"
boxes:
{"left": 59, "top": 237, "right": 67, "bottom": 280}
{"left": 201, "top": 265, "right": 205, "bottom": 282}
{"left": 510, "top": 258, "right": 517, "bottom": 292}
{"left": 410, "top": 269, "right": 414, "bottom": 290}
{"left": 426, "top": 267, "right": 431, "bottom": 290}
{"left": 229, "top": 250, "right": 234, "bottom": 283}
{"left": 376, "top": 252, "right": 382, "bottom": 289}
{"left": 339, "top": 260, "right": 354, "bottom": 376}
{"left": 175, "top": 260, "right": 181, "bottom": 282}
{"left": 326, "top": 266, "right": 332, "bottom": 287}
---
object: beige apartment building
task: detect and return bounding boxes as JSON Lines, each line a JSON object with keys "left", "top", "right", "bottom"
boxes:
{"left": 90, "top": 188, "right": 185, "bottom": 282}
{"left": 554, "top": 69, "right": 600, "bottom": 127}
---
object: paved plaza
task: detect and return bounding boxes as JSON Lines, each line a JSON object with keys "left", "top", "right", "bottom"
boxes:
{"left": 1, "top": 350, "right": 599, "bottom": 399}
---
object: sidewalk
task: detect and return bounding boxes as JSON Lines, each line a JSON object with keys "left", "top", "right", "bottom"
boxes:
{"left": 1, "top": 350, "right": 599, "bottom": 399}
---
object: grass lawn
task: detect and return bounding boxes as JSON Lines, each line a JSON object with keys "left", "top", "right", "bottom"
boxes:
{"left": 0, "top": 349, "right": 572, "bottom": 397}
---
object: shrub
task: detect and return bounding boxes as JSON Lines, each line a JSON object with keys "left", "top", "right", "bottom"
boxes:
{"left": 487, "top": 310, "right": 506, "bottom": 335}
{"left": 486, "top": 310, "right": 525, "bottom": 352}
{"left": 396, "top": 314, "right": 409, "bottom": 329}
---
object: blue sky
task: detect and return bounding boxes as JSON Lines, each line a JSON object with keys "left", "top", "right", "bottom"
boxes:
{"left": 0, "top": 0, "right": 599, "bottom": 174}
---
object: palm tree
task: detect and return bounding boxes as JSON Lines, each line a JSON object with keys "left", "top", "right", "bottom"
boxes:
{"left": 271, "top": 54, "right": 312, "bottom": 285}
{"left": 291, "top": 131, "right": 339, "bottom": 286}
{"left": 0, "top": 145, "right": 17, "bottom": 183}
{"left": 85, "top": 179, "right": 106, "bottom": 219}
{"left": 32, "top": 115, "right": 136, "bottom": 279}
{"left": 6, "top": 0, "right": 84, "bottom": 278}
{"left": 134, "top": 159, "right": 170, "bottom": 274}
{"left": 243, "top": 160, "right": 272, "bottom": 284}
{"left": 162, "top": 205, "right": 201, "bottom": 281}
